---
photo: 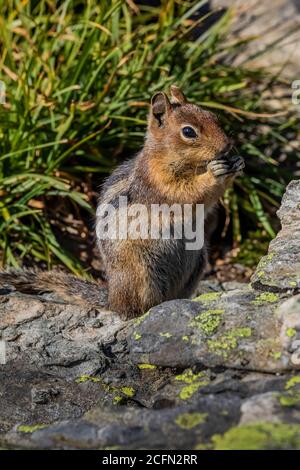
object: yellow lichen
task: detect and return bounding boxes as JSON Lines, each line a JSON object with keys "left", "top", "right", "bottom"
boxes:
{"left": 279, "top": 391, "right": 300, "bottom": 407}
{"left": 227, "top": 327, "right": 252, "bottom": 338}
{"left": 175, "top": 412, "right": 207, "bottom": 430}
{"left": 179, "top": 381, "right": 209, "bottom": 400}
{"left": 271, "top": 351, "right": 282, "bottom": 360}
{"left": 191, "top": 309, "right": 224, "bottom": 336}
{"left": 192, "top": 292, "right": 221, "bottom": 303}
{"left": 256, "top": 271, "right": 265, "bottom": 278}
{"left": 120, "top": 386, "right": 135, "bottom": 398}
{"left": 194, "top": 443, "right": 211, "bottom": 450}
{"left": 286, "top": 328, "right": 296, "bottom": 338}
{"left": 18, "top": 424, "right": 47, "bottom": 433}
{"left": 175, "top": 370, "right": 209, "bottom": 400}
{"left": 134, "top": 310, "right": 150, "bottom": 326}
{"left": 212, "top": 423, "right": 300, "bottom": 450}
{"left": 113, "top": 395, "right": 123, "bottom": 404}
{"left": 75, "top": 375, "right": 101, "bottom": 384}
{"left": 207, "top": 328, "right": 251, "bottom": 357}
{"left": 252, "top": 292, "right": 279, "bottom": 305}
{"left": 159, "top": 332, "right": 172, "bottom": 338}
{"left": 137, "top": 363, "right": 157, "bottom": 370}
{"left": 257, "top": 253, "right": 275, "bottom": 270}
{"left": 175, "top": 369, "right": 205, "bottom": 384}
{"left": 285, "top": 376, "right": 300, "bottom": 390}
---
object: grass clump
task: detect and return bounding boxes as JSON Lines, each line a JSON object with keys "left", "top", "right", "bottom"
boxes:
{"left": 0, "top": 0, "right": 298, "bottom": 273}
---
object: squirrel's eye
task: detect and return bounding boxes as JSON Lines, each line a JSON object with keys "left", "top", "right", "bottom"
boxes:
{"left": 182, "top": 126, "right": 197, "bottom": 139}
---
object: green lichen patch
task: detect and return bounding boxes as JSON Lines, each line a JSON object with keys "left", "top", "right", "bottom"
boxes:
{"left": 191, "top": 310, "right": 224, "bottom": 336}
{"left": 75, "top": 375, "right": 101, "bottom": 384}
{"left": 252, "top": 292, "right": 279, "bottom": 305}
{"left": 279, "top": 391, "right": 300, "bottom": 407}
{"left": 102, "top": 383, "right": 137, "bottom": 405}
{"left": 194, "top": 442, "right": 211, "bottom": 450}
{"left": 175, "top": 369, "right": 206, "bottom": 384}
{"left": 18, "top": 424, "right": 47, "bottom": 434}
{"left": 71, "top": 374, "right": 138, "bottom": 406}
{"left": 175, "top": 369, "right": 210, "bottom": 399}
{"left": 227, "top": 327, "right": 252, "bottom": 338}
{"left": 113, "top": 395, "right": 123, "bottom": 405}
{"left": 256, "top": 271, "right": 265, "bottom": 278}
{"left": 286, "top": 328, "right": 296, "bottom": 338}
{"left": 120, "top": 386, "right": 135, "bottom": 398}
{"left": 289, "top": 281, "right": 298, "bottom": 288}
{"left": 212, "top": 423, "right": 300, "bottom": 450}
{"left": 134, "top": 310, "right": 150, "bottom": 327}
{"left": 207, "top": 328, "right": 252, "bottom": 358}
{"left": 182, "top": 335, "right": 189, "bottom": 342}
{"left": 133, "top": 332, "right": 142, "bottom": 340}
{"left": 159, "top": 332, "right": 172, "bottom": 338}
{"left": 207, "top": 337, "right": 237, "bottom": 358}
{"left": 257, "top": 252, "right": 275, "bottom": 269}
{"left": 175, "top": 412, "right": 207, "bottom": 430}
{"left": 192, "top": 292, "right": 222, "bottom": 304}
{"left": 137, "top": 363, "right": 157, "bottom": 370}
{"left": 285, "top": 376, "right": 300, "bottom": 390}
{"left": 179, "top": 381, "right": 210, "bottom": 400}
{"left": 102, "top": 382, "right": 115, "bottom": 392}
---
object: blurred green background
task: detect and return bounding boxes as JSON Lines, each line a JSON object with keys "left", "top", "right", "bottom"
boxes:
{"left": 0, "top": 0, "right": 299, "bottom": 276}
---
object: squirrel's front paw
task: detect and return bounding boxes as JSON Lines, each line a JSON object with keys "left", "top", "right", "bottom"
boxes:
{"left": 207, "top": 155, "right": 245, "bottom": 179}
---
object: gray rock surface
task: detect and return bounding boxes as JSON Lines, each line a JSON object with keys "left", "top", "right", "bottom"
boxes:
{"left": 212, "top": 0, "right": 300, "bottom": 78}
{"left": 127, "top": 287, "right": 291, "bottom": 372}
{"left": 0, "top": 180, "right": 300, "bottom": 449}
{"left": 252, "top": 180, "right": 300, "bottom": 291}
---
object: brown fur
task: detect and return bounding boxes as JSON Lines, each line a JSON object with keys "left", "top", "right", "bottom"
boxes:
{"left": 0, "top": 269, "right": 108, "bottom": 307}
{"left": 0, "top": 86, "right": 244, "bottom": 320}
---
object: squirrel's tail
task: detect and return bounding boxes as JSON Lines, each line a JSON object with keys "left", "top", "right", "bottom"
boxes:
{"left": 0, "top": 269, "right": 108, "bottom": 308}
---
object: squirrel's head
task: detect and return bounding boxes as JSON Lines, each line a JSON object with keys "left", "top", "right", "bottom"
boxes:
{"left": 146, "top": 85, "right": 231, "bottom": 174}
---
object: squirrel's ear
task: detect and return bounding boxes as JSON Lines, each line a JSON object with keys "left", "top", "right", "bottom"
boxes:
{"left": 170, "top": 85, "right": 187, "bottom": 105}
{"left": 150, "top": 92, "right": 172, "bottom": 127}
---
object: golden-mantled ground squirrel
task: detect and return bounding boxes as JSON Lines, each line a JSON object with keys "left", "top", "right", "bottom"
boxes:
{"left": 0, "top": 86, "right": 244, "bottom": 319}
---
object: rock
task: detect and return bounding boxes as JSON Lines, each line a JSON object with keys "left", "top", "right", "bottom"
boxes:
{"left": 127, "top": 287, "right": 298, "bottom": 372}
{"left": 0, "top": 180, "right": 300, "bottom": 449}
{"left": 252, "top": 180, "right": 300, "bottom": 292}
{"left": 278, "top": 295, "right": 300, "bottom": 354}
{"left": 212, "top": 0, "right": 300, "bottom": 78}
{"left": 0, "top": 295, "right": 44, "bottom": 328}
{"left": 191, "top": 279, "right": 223, "bottom": 297}
{"left": 2, "top": 373, "right": 300, "bottom": 450}
{"left": 0, "top": 293, "right": 125, "bottom": 378}
{"left": 239, "top": 393, "right": 283, "bottom": 425}
{"left": 222, "top": 281, "right": 247, "bottom": 291}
